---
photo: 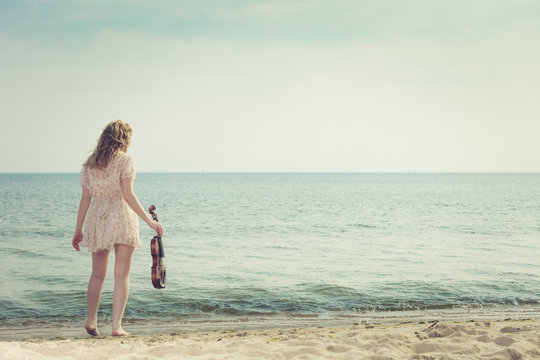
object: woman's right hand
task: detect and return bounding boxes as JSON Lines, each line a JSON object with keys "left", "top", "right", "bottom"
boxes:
{"left": 148, "top": 220, "right": 163, "bottom": 238}
{"left": 72, "top": 230, "right": 83, "bottom": 251}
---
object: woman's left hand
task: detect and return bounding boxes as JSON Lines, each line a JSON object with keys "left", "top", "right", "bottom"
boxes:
{"left": 72, "top": 231, "right": 83, "bottom": 251}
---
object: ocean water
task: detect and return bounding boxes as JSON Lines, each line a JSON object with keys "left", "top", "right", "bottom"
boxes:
{"left": 0, "top": 173, "right": 539, "bottom": 337}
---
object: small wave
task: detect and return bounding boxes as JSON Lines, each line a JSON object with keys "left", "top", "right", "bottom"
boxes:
{"left": 298, "top": 283, "right": 362, "bottom": 297}
{"left": 347, "top": 223, "right": 377, "bottom": 229}
{"left": 0, "top": 290, "right": 88, "bottom": 319}
{"left": 0, "top": 246, "right": 57, "bottom": 261}
{"left": 1, "top": 283, "right": 539, "bottom": 321}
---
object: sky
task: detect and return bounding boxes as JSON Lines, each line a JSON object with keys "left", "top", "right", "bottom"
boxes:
{"left": 1, "top": 0, "right": 539, "bottom": 172}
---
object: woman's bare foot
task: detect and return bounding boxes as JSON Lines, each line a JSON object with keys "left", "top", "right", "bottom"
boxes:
{"left": 85, "top": 324, "right": 100, "bottom": 336}
{"left": 112, "top": 328, "right": 130, "bottom": 337}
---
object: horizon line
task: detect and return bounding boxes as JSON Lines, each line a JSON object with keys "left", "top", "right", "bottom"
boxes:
{"left": 1, "top": 171, "right": 539, "bottom": 175}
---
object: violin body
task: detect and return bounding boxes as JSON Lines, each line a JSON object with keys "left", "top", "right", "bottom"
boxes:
{"left": 148, "top": 205, "right": 166, "bottom": 289}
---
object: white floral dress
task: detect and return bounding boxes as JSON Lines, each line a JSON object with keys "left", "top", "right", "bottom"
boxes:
{"left": 79, "top": 152, "right": 142, "bottom": 252}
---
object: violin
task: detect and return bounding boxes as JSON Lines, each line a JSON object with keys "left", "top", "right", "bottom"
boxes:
{"left": 148, "top": 205, "right": 166, "bottom": 289}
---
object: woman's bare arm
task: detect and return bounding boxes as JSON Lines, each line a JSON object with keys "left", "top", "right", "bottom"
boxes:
{"left": 72, "top": 189, "right": 91, "bottom": 251}
{"left": 121, "top": 177, "right": 163, "bottom": 237}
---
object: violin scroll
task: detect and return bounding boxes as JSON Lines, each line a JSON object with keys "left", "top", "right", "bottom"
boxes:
{"left": 148, "top": 204, "right": 159, "bottom": 222}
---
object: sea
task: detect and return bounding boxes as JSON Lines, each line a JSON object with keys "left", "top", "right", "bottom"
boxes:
{"left": 0, "top": 173, "right": 539, "bottom": 340}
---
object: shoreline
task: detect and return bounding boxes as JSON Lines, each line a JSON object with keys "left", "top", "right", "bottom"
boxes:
{"left": 1, "top": 318, "right": 538, "bottom": 359}
{"left": 2, "top": 306, "right": 539, "bottom": 341}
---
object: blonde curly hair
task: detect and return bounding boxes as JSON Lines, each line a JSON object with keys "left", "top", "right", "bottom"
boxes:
{"left": 84, "top": 120, "right": 132, "bottom": 169}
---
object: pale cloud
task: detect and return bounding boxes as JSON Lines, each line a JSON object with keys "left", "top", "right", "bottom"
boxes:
{"left": 1, "top": 26, "right": 539, "bottom": 172}
{"left": 211, "top": 1, "right": 316, "bottom": 20}
{"left": 1, "top": 1, "right": 539, "bottom": 172}
{"left": 3, "top": 0, "right": 539, "bottom": 45}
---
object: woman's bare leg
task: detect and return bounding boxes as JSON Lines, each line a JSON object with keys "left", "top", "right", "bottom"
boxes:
{"left": 86, "top": 249, "right": 110, "bottom": 336}
{"left": 112, "top": 244, "right": 135, "bottom": 336}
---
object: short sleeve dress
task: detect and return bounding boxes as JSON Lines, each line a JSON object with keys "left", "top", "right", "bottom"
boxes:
{"left": 79, "top": 152, "right": 142, "bottom": 252}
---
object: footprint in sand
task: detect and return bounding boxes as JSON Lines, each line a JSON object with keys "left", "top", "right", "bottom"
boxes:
{"left": 476, "top": 335, "right": 492, "bottom": 343}
{"left": 500, "top": 325, "right": 535, "bottom": 333}
{"left": 494, "top": 336, "right": 516, "bottom": 346}
{"left": 326, "top": 345, "right": 351, "bottom": 353}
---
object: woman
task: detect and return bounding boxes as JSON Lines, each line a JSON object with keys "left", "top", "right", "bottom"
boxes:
{"left": 72, "top": 120, "right": 163, "bottom": 337}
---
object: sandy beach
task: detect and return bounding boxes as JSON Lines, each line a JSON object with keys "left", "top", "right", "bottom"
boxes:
{"left": 1, "top": 319, "right": 538, "bottom": 359}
